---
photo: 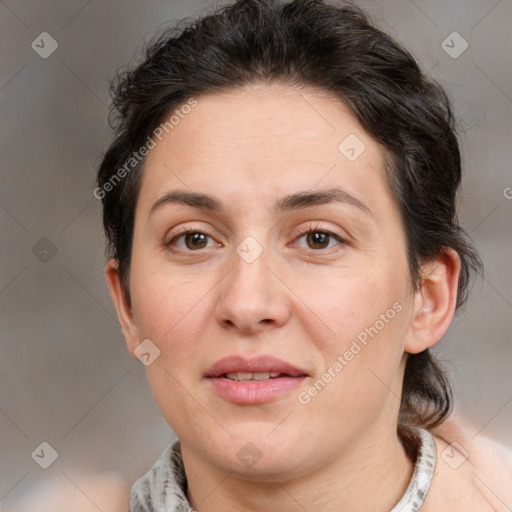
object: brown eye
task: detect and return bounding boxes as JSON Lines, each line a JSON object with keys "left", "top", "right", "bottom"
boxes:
{"left": 295, "top": 229, "right": 345, "bottom": 251}
{"left": 184, "top": 232, "right": 208, "bottom": 250}
{"left": 306, "top": 232, "right": 331, "bottom": 249}
{"left": 167, "top": 231, "right": 216, "bottom": 251}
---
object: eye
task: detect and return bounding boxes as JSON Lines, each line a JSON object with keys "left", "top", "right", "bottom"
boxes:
{"left": 293, "top": 223, "right": 346, "bottom": 251}
{"left": 166, "top": 230, "right": 219, "bottom": 251}
{"left": 165, "top": 224, "right": 346, "bottom": 253}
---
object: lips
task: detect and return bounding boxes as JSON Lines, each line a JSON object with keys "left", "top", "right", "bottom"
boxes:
{"left": 206, "top": 355, "right": 307, "bottom": 379}
{"left": 224, "top": 371, "right": 282, "bottom": 381}
{"left": 206, "top": 355, "right": 308, "bottom": 404}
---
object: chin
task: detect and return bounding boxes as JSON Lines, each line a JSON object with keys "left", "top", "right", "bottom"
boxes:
{"left": 210, "top": 425, "right": 314, "bottom": 479}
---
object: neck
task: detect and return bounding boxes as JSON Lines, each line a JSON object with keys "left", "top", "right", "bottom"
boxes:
{"left": 183, "top": 424, "right": 415, "bottom": 512}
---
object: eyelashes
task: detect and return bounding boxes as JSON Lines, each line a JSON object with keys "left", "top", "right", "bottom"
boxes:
{"left": 289, "top": 222, "right": 346, "bottom": 252}
{"left": 165, "top": 222, "right": 347, "bottom": 254}
{"left": 167, "top": 230, "right": 218, "bottom": 251}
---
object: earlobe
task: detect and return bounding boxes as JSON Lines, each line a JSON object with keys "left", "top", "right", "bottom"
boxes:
{"left": 105, "top": 259, "right": 140, "bottom": 356}
{"left": 405, "top": 248, "right": 461, "bottom": 355}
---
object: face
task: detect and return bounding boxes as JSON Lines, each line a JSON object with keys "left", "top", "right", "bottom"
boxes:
{"left": 113, "top": 83, "right": 421, "bottom": 479}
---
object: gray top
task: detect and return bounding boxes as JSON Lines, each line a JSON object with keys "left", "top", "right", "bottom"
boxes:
{"left": 130, "top": 426, "right": 437, "bottom": 512}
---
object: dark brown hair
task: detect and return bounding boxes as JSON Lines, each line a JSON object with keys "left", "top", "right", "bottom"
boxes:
{"left": 97, "top": 0, "right": 482, "bottom": 429}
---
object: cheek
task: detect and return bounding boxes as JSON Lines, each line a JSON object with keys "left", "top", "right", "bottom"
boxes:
{"left": 290, "top": 263, "right": 408, "bottom": 346}
{"left": 132, "top": 276, "right": 217, "bottom": 433}
{"left": 129, "top": 256, "right": 214, "bottom": 344}
{"left": 294, "top": 267, "right": 411, "bottom": 403}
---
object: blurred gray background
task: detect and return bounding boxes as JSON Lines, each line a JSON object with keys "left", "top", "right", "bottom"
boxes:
{"left": 1, "top": 0, "right": 511, "bottom": 506}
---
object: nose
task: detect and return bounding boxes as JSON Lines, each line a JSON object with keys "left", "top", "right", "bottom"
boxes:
{"left": 214, "top": 244, "right": 291, "bottom": 335}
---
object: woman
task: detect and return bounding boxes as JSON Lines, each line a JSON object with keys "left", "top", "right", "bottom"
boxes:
{"left": 96, "top": 0, "right": 512, "bottom": 510}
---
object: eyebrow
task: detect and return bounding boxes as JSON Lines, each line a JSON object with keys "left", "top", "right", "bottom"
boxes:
{"left": 149, "top": 187, "right": 372, "bottom": 217}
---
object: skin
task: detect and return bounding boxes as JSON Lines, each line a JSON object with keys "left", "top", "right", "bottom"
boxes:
{"left": 106, "top": 83, "right": 460, "bottom": 511}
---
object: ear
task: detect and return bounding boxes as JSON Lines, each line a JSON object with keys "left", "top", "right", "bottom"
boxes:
{"left": 405, "top": 248, "right": 461, "bottom": 354}
{"left": 105, "top": 258, "right": 140, "bottom": 357}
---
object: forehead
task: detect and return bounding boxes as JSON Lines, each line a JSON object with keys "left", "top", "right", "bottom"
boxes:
{"left": 137, "top": 83, "right": 394, "bottom": 219}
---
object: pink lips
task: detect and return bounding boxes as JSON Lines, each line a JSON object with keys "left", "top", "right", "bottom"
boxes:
{"left": 206, "top": 355, "right": 308, "bottom": 404}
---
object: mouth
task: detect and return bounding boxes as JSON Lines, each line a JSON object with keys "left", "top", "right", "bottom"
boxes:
{"left": 223, "top": 371, "right": 289, "bottom": 381}
{"left": 206, "top": 355, "right": 308, "bottom": 404}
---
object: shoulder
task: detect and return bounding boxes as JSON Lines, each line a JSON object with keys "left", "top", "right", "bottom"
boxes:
{"left": 424, "top": 413, "right": 512, "bottom": 511}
